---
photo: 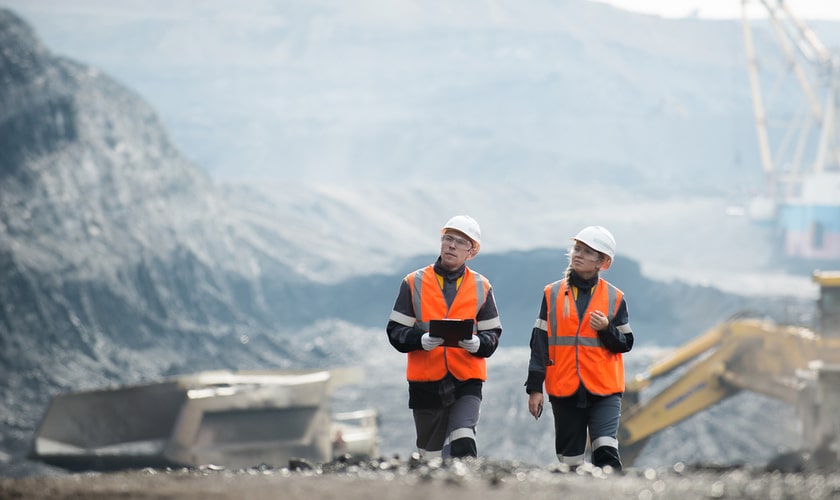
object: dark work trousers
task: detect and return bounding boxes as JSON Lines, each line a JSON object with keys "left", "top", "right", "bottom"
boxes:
{"left": 413, "top": 394, "right": 480, "bottom": 458}
{"left": 550, "top": 393, "right": 622, "bottom": 470}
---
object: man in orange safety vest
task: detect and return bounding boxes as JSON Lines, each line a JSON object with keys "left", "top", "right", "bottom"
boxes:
{"left": 387, "top": 215, "right": 503, "bottom": 459}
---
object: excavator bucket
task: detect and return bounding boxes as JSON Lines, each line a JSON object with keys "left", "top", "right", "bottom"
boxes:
{"left": 29, "top": 368, "right": 378, "bottom": 471}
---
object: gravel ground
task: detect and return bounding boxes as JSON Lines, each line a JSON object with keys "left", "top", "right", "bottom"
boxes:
{"left": 3, "top": 455, "right": 840, "bottom": 500}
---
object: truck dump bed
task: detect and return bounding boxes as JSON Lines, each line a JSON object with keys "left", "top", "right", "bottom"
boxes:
{"left": 29, "top": 368, "right": 378, "bottom": 471}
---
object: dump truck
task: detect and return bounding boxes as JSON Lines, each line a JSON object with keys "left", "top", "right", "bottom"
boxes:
{"left": 29, "top": 368, "right": 378, "bottom": 471}
{"left": 619, "top": 271, "right": 840, "bottom": 466}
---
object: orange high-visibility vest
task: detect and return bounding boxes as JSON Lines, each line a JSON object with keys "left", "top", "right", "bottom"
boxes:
{"left": 405, "top": 265, "right": 489, "bottom": 382}
{"left": 544, "top": 278, "right": 625, "bottom": 397}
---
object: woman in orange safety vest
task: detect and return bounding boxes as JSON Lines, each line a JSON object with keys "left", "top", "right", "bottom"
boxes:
{"left": 525, "top": 226, "right": 633, "bottom": 471}
{"left": 387, "top": 215, "right": 502, "bottom": 459}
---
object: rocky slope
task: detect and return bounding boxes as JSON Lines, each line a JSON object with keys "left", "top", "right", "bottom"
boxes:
{"left": 0, "top": 8, "right": 318, "bottom": 460}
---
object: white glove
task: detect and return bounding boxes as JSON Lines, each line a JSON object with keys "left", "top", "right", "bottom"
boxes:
{"left": 421, "top": 332, "right": 444, "bottom": 351}
{"left": 458, "top": 335, "right": 480, "bottom": 353}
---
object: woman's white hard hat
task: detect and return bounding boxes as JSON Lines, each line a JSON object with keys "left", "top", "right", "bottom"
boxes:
{"left": 442, "top": 215, "right": 481, "bottom": 254}
{"left": 572, "top": 225, "right": 616, "bottom": 270}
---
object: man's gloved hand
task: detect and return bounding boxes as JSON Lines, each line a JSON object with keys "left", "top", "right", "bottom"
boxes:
{"left": 421, "top": 332, "right": 444, "bottom": 351}
{"left": 458, "top": 335, "right": 480, "bottom": 353}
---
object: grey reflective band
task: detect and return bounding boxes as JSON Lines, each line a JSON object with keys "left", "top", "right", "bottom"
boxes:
{"left": 390, "top": 310, "right": 416, "bottom": 327}
{"left": 474, "top": 272, "right": 486, "bottom": 317}
{"left": 579, "top": 336, "right": 603, "bottom": 347}
{"left": 617, "top": 323, "right": 632, "bottom": 333}
{"left": 547, "top": 281, "right": 562, "bottom": 338}
{"left": 548, "top": 336, "right": 575, "bottom": 346}
{"left": 412, "top": 269, "right": 425, "bottom": 325}
{"left": 473, "top": 272, "right": 488, "bottom": 332}
{"left": 607, "top": 282, "right": 617, "bottom": 319}
{"left": 556, "top": 452, "right": 585, "bottom": 466}
{"left": 548, "top": 336, "right": 602, "bottom": 347}
{"left": 591, "top": 436, "right": 619, "bottom": 450}
{"left": 449, "top": 427, "right": 475, "bottom": 442}
{"left": 477, "top": 317, "right": 501, "bottom": 331}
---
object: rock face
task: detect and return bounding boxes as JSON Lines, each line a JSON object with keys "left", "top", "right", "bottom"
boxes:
{"left": 0, "top": 9, "right": 310, "bottom": 460}
{"left": 1, "top": 9, "right": 204, "bottom": 262}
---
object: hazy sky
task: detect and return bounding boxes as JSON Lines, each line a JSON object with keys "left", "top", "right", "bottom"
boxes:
{"left": 2, "top": 0, "right": 838, "bottom": 20}
{"left": 592, "top": 0, "right": 840, "bottom": 20}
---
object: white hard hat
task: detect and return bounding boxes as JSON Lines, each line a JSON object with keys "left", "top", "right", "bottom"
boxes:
{"left": 572, "top": 225, "right": 616, "bottom": 270}
{"left": 442, "top": 215, "right": 481, "bottom": 254}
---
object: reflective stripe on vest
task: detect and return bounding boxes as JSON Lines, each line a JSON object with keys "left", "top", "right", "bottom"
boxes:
{"left": 544, "top": 278, "right": 625, "bottom": 396}
{"left": 405, "top": 265, "right": 489, "bottom": 382}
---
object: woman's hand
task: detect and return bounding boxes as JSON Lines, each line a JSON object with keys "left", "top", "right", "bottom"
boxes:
{"left": 528, "top": 392, "right": 544, "bottom": 420}
{"left": 590, "top": 310, "right": 609, "bottom": 331}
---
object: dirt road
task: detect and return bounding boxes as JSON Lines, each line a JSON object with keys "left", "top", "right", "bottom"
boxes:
{"left": 3, "top": 457, "right": 840, "bottom": 500}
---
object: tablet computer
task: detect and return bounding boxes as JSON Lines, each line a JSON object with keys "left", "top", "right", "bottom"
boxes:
{"left": 429, "top": 319, "right": 475, "bottom": 348}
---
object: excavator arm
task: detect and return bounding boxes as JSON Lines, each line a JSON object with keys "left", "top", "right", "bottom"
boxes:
{"left": 619, "top": 330, "right": 747, "bottom": 464}
{"left": 619, "top": 317, "right": 840, "bottom": 466}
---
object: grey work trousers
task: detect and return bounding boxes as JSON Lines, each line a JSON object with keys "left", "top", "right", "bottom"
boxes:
{"left": 413, "top": 394, "right": 480, "bottom": 458}
{"left": 550, "top": 393, "right": 622, "bottom": 470}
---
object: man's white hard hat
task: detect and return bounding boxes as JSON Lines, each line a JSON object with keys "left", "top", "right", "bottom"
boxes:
{"left": 572, "top": 225, "right": 616, "bottom": 270}
{"left": 442, "top": 215, "right": 481, "bottom": 254}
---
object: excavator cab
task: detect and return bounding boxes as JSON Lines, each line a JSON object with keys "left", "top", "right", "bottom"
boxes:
{"left": 814, "top": 271, "right": 840, "bottom": 337}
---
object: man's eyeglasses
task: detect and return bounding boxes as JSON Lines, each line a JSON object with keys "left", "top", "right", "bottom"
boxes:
{"left": 441, "top": 234, "right": 473, "bottom": 250}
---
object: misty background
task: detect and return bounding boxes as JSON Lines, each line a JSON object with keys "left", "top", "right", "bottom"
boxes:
{"left": 1, "top": 0, "right": 839, "bottom": 476}
{"left": 5, "top": 0, "right": 838, "bottom": 293}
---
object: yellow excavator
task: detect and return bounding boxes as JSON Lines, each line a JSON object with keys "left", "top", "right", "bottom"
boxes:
{"left": 619, "top": 270, "right": 840, "bottom": 466}
{"left": 621, "top": 1, "right": 840, "bottom": 466}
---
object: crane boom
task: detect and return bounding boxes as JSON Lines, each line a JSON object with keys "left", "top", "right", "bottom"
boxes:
{"left": 740, "top": 0, "right": 840, "bottom": 261}
{"left": 741, "top": 1, "right": 775, "bottom": 181}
